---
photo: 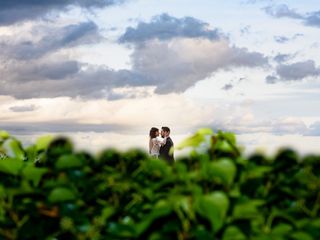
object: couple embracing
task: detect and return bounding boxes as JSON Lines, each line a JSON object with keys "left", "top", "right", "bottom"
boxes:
{"left": 149, "top": 126, "right": 174, "bottom": 164}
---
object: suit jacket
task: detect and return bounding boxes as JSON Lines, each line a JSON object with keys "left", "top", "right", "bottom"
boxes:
{"left": 159, "top": 137, "right": 174, "bottom": 164}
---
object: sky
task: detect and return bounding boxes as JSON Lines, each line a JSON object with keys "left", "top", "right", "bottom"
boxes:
{"left": 0, "top": 0, "right": 320, "bottom": 156}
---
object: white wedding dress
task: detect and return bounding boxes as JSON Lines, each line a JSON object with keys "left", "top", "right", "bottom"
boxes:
{"left": 149, "top": 137, "right": 166, "bottom": 158}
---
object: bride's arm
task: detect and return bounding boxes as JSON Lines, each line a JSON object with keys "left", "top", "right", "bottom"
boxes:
{"left": 152, "top": 138, "right": 159, "bottom": 147}
{"left": 149, "top": 139, "right": 152, "bottom": 154}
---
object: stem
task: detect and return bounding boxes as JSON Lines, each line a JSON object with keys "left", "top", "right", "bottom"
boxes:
{"left": 312, "top": 192, "right": 320, "bottom": 217}
{"left": 298, "top": 200, "right": 313, "bottom": 217}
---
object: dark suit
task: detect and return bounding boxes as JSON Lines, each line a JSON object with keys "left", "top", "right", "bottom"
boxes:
{"left": 159, "top": 137, "right": 174, "bottom": 164}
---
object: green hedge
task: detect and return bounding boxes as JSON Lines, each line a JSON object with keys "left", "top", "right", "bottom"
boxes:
{"left": 0, "top": 129, "right": 319, "bottom": 240}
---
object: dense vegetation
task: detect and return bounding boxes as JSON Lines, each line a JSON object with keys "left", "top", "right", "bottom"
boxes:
{"left": 0, "top": 129, "right": 319, "bottom": 240}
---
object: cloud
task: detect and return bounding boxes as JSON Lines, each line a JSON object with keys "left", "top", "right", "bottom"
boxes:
{"left": 265, "top": 75, "right": 278, "bottom": 84}
{"left": 240, "top": 25, "right": 251, "bottom": 35}
{"left": 0, "top": 21, "right": 102, "bottom": 60}
{"left": 273, "top": 53, "right": 292, "bottom": 63}
{"left": 273, "top": 34, "right": 303, "bottom": 44}
{"left": 119, "top": 13, "right": 222, "bottom": 43}
{"left": 276, "top": 60, "right": 320, "bottom": 81}
{"left": 9, "top": 105, "right": 37, "bottom": 112}
{"left": 274, "top": 36, "right": 290, "bottom": 44}
{"left": 0, "top": 14, "right": 268, "bottom": 99}
{"left": 243, "top": 0, "right": 273, "bottom": 4}
{"left": 1, "top": 60, "right": 81, "bottom": 82}
{"left": 0, "top": 121, "right": 131, "bottom": 135}
{"left": 130, "top": 38, "right": 268, "bottom": 94}
{"left": 264, "top": 4, "right": 320, "bottom": 28}
{"left": 0, "top": 94, "right": 218, "bottom": 135}
{"left": 222, "top": 84, "right": 233, "bottom": 91}
{"left": 305, "top": 11, "right": 320, "bottom": 27}
{"left": 305, "top": 121, "right": 320, "bottom": 136}
{"left": 266, "top": 60, "right": 320, "bottom": 83}
{"left": 0, "top": 0, "right": 127, "bottom": 25}
{"left": 0, "top": 20, "right": 120, "bottom": 100}
{"left": 0, "top": 61, "right": 149, "bottom": 99}
{"left": 271, "top": 118, "right": 308, "bottom": 135}
{"left": 263, "top": 4, "right": 303, "bottom": 19}
{"left": 207, "top": 117, "right": 310, "bottom": 136}
{"left": 118, "top": 14, "right": 268, "bottom": 94}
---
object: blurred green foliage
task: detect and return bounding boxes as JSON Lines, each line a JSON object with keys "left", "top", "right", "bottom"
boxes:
{"left": 0, "top": 129, "right": 319, "bottom": 239}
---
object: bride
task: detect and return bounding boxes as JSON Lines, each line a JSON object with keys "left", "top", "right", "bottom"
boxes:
{"left": 149, "top": 127, "right": 166, "bottom": 158}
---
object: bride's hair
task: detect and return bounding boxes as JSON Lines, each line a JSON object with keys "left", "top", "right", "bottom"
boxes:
{"left": 149, "top": 127, "right": 159, "bottom": 139}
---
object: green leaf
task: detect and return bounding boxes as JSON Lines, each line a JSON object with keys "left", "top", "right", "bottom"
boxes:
{"left": 208, "top": 158, "right": 237, "bottom": 186}
{"left": 290, "top": 231, "right": 313, "bottom": 240}
{"left": 195, "top": 191, "right": 229, "bottom": 232}
{"left": 177, "top": 135, "right": 205, "bottom": 150}
{"left": 0, "top": 185, "right": 6, "bottom": 199}
{"left": 233, "top": 199, "right": 265, "bottom": 219}
{"left": 135, "top": 199, "right": 173, "bottom": 236}
{"left": 142, "top": 159, "right": 171, "bottom": 177}
{"left": 177, "top": 196, "right": 195, "bottom": 220}
{"left": 0, "top": 158, "right": 24, "bottom": 175}
{"left": 176, "top": 128, "right": 213, "bottom": 150}
{"left": 22, "top": 164, "right": 48, "bottom": 186}
{"left": 35, "top": 135, "right": 53, "bottom": 152}
{"left": 222, "top": 226, "right": 246, "bottom": 240}
{"left": 108, "top": 223, "right": 136, "bottom": 238}
{"left": 247, "top": 166, "right": 272, "bottom": 178}
{"left": 215, "top": 141, "right": 234, "bottom": 153}
{"left": 271, "top": 223, "right": 293, "bottom": 236}
{"left": 219, "top": 131, "right": 236, "bottom": 146}
{"left": 0, "top": 130, "right": 10, "bottom": 140}
{"left": 55, "top": 155, "right": 83, "bottom": 169}
{"left": 310, "top": 218, "right": 320, "bottom": 228}
{"left": 25, "top": 145, "right": 37, "bottom": 162}
{"left": 5, "top": 138, "right": 25, "bottom": 161}
{"left": 197, "top": 128, "right": 214, "bottom": 136}
{"left": 48, "top": 187, "right": 76, "bottom": 203}
{"left": 101, "top": 207, "right": 115, "bottom": 221}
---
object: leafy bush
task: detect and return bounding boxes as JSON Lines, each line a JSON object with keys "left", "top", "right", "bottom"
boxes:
{"left": 0, "top": 129, "right": 319, "bottom": 240}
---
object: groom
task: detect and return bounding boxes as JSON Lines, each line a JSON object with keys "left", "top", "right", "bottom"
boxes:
{"left": 159, "top": 126, "right": 174, "bottom": 164}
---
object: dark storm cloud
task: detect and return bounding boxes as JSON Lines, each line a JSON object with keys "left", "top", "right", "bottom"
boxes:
{"left": 0, "top": 21, "right": 101, "bottom": 60}
{"left": 0, "top": 0, "right": 127, "bottom": 25}
{"left": 118, "top": 13, "right": 222, "bottom": 43}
